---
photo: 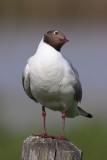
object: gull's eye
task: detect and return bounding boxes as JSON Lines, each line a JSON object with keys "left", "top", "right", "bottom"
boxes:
{"left": 54, "top": 31, "right": 59, "bottom": 35}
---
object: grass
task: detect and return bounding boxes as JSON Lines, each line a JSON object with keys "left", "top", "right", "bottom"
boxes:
{"left": 67, "top": 122, "right": 107, "bottom": 160}
{"left": 0, "top": 121, "right": 107, "bottom": 160}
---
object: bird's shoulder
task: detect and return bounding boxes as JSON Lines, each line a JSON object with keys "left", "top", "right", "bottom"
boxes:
{"left": 63, "top": 56, "right": 82, "bottom": 102}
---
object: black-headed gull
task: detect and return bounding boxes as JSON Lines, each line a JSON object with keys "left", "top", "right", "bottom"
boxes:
{"left": 22, "top": 30, "right": 92, "bottom": 140}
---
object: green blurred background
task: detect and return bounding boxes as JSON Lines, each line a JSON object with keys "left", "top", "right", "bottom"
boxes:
{"left": 0, "top": 0, "right": 107, "bottom": 159}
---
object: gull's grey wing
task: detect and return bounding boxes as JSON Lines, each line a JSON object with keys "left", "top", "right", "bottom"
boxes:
{"left": 22, "top": 64, "right": 38, "bottom": 102}
{"left": 73, "top": 77, "right": 82, "bottom": 102}
{"left": 70, "top": 63, "right": 82, "bottom": 102}
{"left": 66, "top": 58, "right": 82, "bottom": 102}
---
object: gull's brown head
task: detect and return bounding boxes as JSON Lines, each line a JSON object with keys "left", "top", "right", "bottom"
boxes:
{"left": 44, "top": 30, "right": 69, "bottom": 51}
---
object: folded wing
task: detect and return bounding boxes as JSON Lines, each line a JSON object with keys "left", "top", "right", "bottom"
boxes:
{"left": 69, "top": 60, "right": 82, "bottom": 102}
{"left": 22, "top": 64, "right": 38, "bottom": 102}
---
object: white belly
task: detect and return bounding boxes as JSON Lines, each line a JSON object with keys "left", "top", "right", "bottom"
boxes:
{"left": 29, "top": 64, "right": 76, "bottom": 111}
{"left": 28, "top": 47, "right": 77, "bottom": 114}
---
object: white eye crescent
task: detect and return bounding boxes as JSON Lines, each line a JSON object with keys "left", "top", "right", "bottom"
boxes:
{"left": 54, "top": 31, "right": 59, "bottom": 35}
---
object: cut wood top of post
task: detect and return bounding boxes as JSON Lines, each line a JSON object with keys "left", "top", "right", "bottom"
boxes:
{"left": 22, "top": 136, "right": 83, "bottom": 160}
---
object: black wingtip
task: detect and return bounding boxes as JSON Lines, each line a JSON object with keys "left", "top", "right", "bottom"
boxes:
{"left": 86, "top": 113, "right": 93, "bottom": 118}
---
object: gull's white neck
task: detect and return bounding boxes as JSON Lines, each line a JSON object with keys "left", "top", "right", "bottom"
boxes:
{"left": 35, "top": 38, "right": 60, "bottom": 56}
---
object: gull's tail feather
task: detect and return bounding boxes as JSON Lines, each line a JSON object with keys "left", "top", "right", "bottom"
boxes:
{"left": 77, "top": 106, "right": 93, "bottom": 118}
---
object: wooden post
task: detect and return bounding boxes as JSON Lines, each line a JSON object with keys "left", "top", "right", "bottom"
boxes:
{"left": 21, "top": 136, "right": 83, "bottom": 160}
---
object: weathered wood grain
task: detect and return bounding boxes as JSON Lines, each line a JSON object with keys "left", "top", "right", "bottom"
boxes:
{"left": 21, "top": 136, "right": 83, "bottom": 160}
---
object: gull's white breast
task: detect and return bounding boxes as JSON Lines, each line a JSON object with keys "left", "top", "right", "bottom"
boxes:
{"left": 28, "top": 39, "right": 77, "bottom": 111}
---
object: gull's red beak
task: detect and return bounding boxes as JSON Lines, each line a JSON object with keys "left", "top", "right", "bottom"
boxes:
{"left": 59, "top": 38, "right": 69, "bottom": 43}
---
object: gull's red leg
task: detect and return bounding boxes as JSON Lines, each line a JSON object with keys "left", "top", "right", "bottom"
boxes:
{"left": 32, "top": 106, "right": 69, "bottom": 140}
{"left": 42, "top": 106, "right": 47, "bottom": 136}
{"left": 52, "top": 107, "right": 68, "bottom": 140}
{"left": 62, "top": 107, "right": 65, "bottom": 137}
{"left": 33, "top": 106, "right": 50, "bottom": 137}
